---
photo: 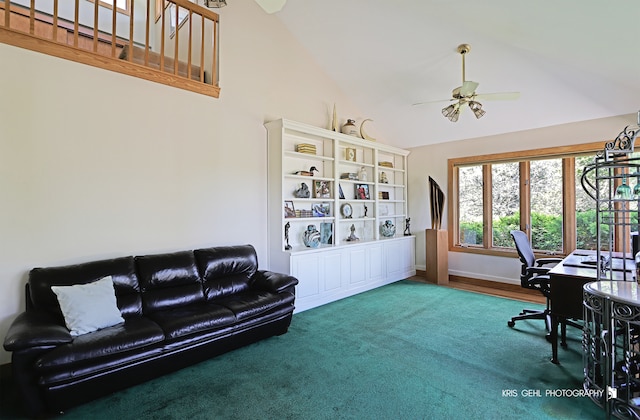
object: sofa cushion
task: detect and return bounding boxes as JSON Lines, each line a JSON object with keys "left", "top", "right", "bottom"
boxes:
{"left": 216, "top": 290, "right": 294, "bottom": 321}
{"left": 148, "top": 303, "right": 236, "bottom": 341}
{"left": 29, "top": 256, "right": 142, "bottom": 319}
{"left": 51, "top": 276, "right": 124, "bottom": 336}
{"left": 136, "top": 251, "right": 204, "bottom": 313}
{"left": 35, "top": 317, "right": 165, "bottom": 371}
{"left": 194, "top": 245, "right": 258, "bottom": 300}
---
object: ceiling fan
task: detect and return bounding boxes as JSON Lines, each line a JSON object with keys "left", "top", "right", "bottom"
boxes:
{"left": 413, "top": 44, "right": 520, "bottom": 122}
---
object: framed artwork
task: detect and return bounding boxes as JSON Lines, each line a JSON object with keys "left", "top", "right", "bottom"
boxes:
{"left": 355, "top": 184, "right": 370, "bottom": 200}
{"left": 312, "top": 203, "right": 330, "bottom": 217}
{"left": 314, "top": 180, "right": 331, "bottom": 198}
{"left": 338, "top": 184, "right": 345, "bottom": 199}
{"left": 345, "top": 148, "right": 356, "bottom": 162}
{"left": 320, "top": 222, "right": 333, "bottom": 244}
{"left": 379, "top": 191, "right": 390, "bottom": 200}
{"left": 284, "top": 200, "right": 295, "bottom": 218}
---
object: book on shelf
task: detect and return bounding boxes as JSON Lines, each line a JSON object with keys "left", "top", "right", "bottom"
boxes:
{"left": 296, "top": 144, "right": 317, "bottom": 154}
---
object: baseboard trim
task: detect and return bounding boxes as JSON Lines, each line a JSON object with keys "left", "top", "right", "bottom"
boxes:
{"left": 410, "top": 271, "right": 545, "bottom": 304}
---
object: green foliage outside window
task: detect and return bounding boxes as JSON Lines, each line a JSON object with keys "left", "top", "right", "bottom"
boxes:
{"left": 460, "top": 209, "right": 621, "bottom": 251}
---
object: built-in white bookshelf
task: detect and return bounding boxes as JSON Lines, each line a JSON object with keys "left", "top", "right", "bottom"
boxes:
{"left": 266, "top": 118, "right": 415, "bottom": 312}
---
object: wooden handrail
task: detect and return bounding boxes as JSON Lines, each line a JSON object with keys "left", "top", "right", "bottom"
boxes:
{"left": 0, "top": 0, "right": 220, "bottom": 98}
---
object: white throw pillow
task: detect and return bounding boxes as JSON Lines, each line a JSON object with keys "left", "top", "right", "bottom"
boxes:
{"left": 51, "top": 276, "right": 124, "bottom": 336}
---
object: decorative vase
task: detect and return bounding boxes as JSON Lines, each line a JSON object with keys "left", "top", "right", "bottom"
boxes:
{"left": 380, "top": 220, "right": 396, "bottom": 237}
{"left": 358, "top": 166, "right": 367, "bottom": 181}
{"left": 341, "top": 119, "right": 358, "bottom": 136}
{"left": 303, "top": 225, "right": 321, "bottom": 248}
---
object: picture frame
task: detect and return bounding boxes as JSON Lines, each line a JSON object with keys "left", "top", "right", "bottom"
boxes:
{"left": 355, "top": 184, "right": 370, "bottom": 200}
{"left": 284, "top": 200, "right": 296, "bottom": 218}
{"left": 338, "top": 184, "right": 345, "bottom": 199}
{"left": 345, "top": 147, "right": 356, "bottom": 162}
{"left": 312, "top": 203, "right": 330, "bottom": 217}
{"left": 320, "top": 222, "right": 333, "bottom": 244}
{"left": 314, "top": 180, "right": 331, "bottom": 198}
{"left": 379, "top": 191, "right": 390, "bottom": 200}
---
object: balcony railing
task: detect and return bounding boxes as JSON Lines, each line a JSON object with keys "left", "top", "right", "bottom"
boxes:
{"left": 0, "top": 0, "right": 220, "bottom": 98}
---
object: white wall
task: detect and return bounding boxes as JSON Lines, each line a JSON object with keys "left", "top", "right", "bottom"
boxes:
{"left": 408, "top": 113, "right": 637, "bottom": 284}
{"left": 0, "top": 1, "right": 362, "bottom": 364}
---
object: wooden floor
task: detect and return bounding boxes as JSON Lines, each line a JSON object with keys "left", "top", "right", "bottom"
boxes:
{"left": 409, "top": 274, "right": 546, "bottom": 305}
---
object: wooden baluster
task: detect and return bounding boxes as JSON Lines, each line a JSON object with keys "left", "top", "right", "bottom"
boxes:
{"left": 128, "top": 0, "right": 134, "bottom": 61}
{"left": 111, "top": 0, "right": 117, "bottom": 57}
{"left": 93, "top": 0, "right": 99, "bottom": 52}
{"left": 144, "top": 0, "right": 150, "bottom": 65}
{"left": 187, "top": 10, "right": 192, "bottom": 81}
{"left": 160, "top": 3, "right": 165, "bottom": 73}
{"left": 29, "top": 0, "right": 36, "bottom": 35}
{"left": 211, "top": 19, "right": 218, "bottom": 86}
{"left": 52, "top": 0, "right": 58, "bottom": 41}
{"left": 174, "top": 4, "right": 179, "bottom": 75}
{"left": 73, "top": 0, "right": 79, "bottom": 48}
{"left": 200, "top": 15, "right": 205, "bottom": 84}
{"left": 4, "top": 0, "right": 9, "bottom": 29}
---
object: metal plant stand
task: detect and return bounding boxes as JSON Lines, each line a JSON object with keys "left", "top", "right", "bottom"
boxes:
{"left": 581, "top": 113, "right": 640, "bottom": 419}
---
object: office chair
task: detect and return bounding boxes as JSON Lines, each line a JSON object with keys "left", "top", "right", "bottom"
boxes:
{"left": 507, "top": 230, "right": 562, "bottom": 331}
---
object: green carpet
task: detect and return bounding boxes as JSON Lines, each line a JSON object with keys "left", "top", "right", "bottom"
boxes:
{"left": 0, "top": 280, "right": 603, "bottom": 419}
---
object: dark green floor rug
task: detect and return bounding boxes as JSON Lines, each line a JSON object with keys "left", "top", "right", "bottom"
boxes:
{"left": 0, "top": 280, "right": 603, "bottom": 419}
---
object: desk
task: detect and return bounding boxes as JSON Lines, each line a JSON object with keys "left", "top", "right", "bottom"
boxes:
{"left": 548, "top": 250, "right": 635, "bottom": 364}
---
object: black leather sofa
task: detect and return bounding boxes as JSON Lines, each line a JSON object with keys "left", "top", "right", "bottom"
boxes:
{"left": 3, "top": 244, "right": 298, "bottom": 417}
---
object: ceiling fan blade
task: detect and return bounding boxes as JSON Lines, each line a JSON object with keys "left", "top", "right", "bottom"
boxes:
{"left": 459, "top": 81, "right": 479, "bottom": 97}
{"left": 255, "top": 0, "right": 287, "bottom": 13}
{"left": 412, "top": 98, "right": 455, "bottom": 106}
{"left": 474, "top": 92, "right": 521, "bottom": 101}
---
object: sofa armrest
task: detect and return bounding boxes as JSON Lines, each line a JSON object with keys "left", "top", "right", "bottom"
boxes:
{"left": 3, "top": 311, "right": 72, "bottom": 352}
{"left": 252, "top": 270, "right": 299, "bottom": 294}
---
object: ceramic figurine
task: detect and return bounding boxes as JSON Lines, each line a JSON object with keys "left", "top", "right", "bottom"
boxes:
{"left": 284, "top": 222, "right": 292, "bottom": 250}
{"left": 404, "top": 218, "right": 411, "bottom": 236}
{"left": 346, "top": 224, "right": 359, "bottom": 241}
{"left": 303, "top": 225, "right": 321, "bottom": 248}
{"left": 380, "top": 220, "right": 396, "bottom": 237}
{"left": 293, "top": 166, "right": 318, "bottom": 176}
{"left": 294, "top": 183, "right": 310, "bottom": 198}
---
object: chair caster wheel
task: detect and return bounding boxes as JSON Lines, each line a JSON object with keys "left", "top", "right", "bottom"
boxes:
{"left": 508, "top": 320, "right": 515, "bottom": 328}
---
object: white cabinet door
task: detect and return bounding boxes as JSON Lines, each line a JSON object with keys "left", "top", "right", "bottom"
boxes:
{"left": 292, "top": 254, "right": 320, "bottom": 299}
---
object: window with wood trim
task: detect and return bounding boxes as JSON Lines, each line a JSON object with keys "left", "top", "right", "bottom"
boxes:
{"left": 449, "top": 142, "right": 611, "bottom": 257}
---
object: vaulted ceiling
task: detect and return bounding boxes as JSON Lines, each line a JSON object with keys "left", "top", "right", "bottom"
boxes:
{"left": 274, "top": 0, "right": 640, "bottom": 148}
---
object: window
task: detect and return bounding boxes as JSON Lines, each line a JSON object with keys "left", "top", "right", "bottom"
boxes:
{"left": 530, "top": 158, "right": 563, "bottom": 252}
{"left": 449, "top": 142, "right": 605, "bottom": 256}
{"left": 458, "top": 165, "right": 484, "bottom": 246}
{"left": 491, "top": 162, "right": 520, "bottom": 248}
{"left": 88, "top": 0, "right": 131, "bottom": 15}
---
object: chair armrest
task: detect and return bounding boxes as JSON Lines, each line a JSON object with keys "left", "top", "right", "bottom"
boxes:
{"left": 252, "top": 270, "right": 299, "bottom": 293}
{"left": 536, "top": 257, "right": 563, "bottom": 266}
{"left": 527, "top": 266, "right": 552, "bottom": 276}
{"left": 3, "top": 311, "right": 72, "bottom": 352}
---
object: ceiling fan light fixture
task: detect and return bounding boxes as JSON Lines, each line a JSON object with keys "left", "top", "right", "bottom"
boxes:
{"left": 469, "top": 101, "right": 486, "bottom": 119}
{"left": 442, "top": 104, "right": 455, "bottom": 117}
{"left": 204, "top": 0, "right": 227, "bottom": 8}
{"left": 442, "top": 104, "right": 460, "bottom": 122}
